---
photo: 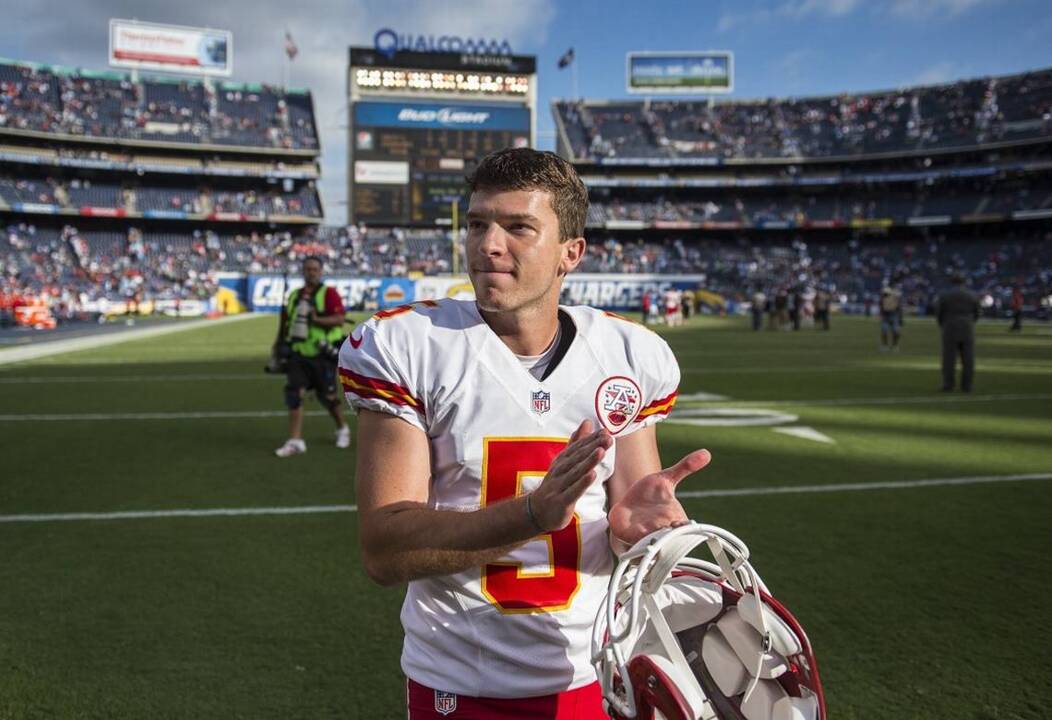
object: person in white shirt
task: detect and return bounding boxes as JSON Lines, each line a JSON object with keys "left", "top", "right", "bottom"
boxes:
{"left": 339, "top": 149, "right": 710, "bottom": 719}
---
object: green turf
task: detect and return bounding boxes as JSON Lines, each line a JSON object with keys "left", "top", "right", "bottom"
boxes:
{"left": 1, "top": 313, "right": 1050, "bottom": 719}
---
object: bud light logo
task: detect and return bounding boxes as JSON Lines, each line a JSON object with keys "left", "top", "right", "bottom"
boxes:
{"left": 396, "top": 107, "right": 490, "bottom": 125}
{"left": 374, "top": 27, "right": 513, "bottom": 59}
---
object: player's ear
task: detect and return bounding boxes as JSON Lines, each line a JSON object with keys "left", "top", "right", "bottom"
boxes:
{"left": 560, "top": 236, "right": 586, "bottom": 274}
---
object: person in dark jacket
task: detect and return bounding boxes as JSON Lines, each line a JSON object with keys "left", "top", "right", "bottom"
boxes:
{"left": 1009, "top": 286, "right": 1024, "bottom": 332}
{"left": 936, "top": 273, "right": 980, "bottom": 393}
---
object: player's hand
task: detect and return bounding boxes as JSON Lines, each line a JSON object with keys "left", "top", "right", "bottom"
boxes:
{"left": 608, "top": 449, "right": 711, "bottom": 547}
{"left": 529, "top": 420, "right": 613, "bottom": 533}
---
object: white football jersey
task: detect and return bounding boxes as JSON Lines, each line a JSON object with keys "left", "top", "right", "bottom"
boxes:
{"left": 339, "top": 299, "right": 679, "bottom": 698}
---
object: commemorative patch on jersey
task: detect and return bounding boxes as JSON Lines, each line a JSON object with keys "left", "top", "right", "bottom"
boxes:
{"left": 531, "top": 389, "right": 551, "bottom": 415}
{"left": 595, "top": 376, "right": 642, "bottom": 434}
{"left": 434, "top": 690, "right": 457, "bottom": 715}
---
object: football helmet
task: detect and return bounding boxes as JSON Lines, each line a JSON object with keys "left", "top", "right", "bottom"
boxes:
{"left": 591, "top": 523, "right": 825, "bottom": 720}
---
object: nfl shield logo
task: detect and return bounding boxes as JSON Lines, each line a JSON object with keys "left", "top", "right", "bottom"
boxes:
{"left": 434, "top": 690, "right": 457, "bottom": 715}
{"left": 531, "top": 389, "right": 551, "bottom": 415}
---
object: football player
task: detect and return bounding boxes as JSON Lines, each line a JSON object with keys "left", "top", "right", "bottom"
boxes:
{"left": 340, "top": 148, "right": 710, "bottom": 718}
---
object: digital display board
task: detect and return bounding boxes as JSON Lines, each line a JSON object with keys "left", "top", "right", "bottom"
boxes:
{"left": 351, "top": 101, "right": 530, "bottom": 225}
{"left": 627, "top": 52, "right": 733, "bottom": 94}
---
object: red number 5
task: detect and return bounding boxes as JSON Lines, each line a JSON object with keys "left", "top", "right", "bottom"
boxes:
{"left": 480, "top": 437, "right": 582, "bottom": 614}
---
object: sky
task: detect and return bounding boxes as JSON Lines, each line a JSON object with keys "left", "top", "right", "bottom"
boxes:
{"left": 2, "top": 0, "right": 1050, "bottom": 225}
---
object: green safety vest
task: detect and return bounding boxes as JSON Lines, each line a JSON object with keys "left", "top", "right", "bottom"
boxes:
{"left": 285, "top": 285, "right": 344, "bottom": 357}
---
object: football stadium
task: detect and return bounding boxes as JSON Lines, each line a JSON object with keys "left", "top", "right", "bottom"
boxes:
{"left": 1, "top": 5, "right": 1050, "bottom": 720}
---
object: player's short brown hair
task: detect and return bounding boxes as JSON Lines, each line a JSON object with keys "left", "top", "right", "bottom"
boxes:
{"left": 466, "top": 148, "right": 588, "bottom": 241}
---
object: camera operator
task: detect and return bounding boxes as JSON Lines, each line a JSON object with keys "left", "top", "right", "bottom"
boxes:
{"left": 273, "top": 256, "right": 350, "bottom": 457}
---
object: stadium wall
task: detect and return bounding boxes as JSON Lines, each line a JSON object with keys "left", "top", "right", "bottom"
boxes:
{"left": 217, "top": 273, "right": 707, "bottom": 313}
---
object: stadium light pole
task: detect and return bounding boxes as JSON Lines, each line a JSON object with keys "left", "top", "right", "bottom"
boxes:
{"left": 572, "top": 56, "right": 579, "bottom": 100}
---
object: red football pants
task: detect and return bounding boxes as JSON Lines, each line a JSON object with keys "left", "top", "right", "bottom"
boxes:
{"left": 407, "top": 678, "right": 608, "bottom": 720}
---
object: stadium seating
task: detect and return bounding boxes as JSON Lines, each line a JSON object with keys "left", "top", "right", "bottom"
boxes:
{"left": 0, "top": 60, "right": 318, "bottom": 150}
{"left": 0, "top": 176, "right": 322, "bottom": 218}
{"left": 3, "top": 221, "right": 1048, "bottom": 319}
{"left": 554, "top": 68, "right": 1052, "bottom": 162}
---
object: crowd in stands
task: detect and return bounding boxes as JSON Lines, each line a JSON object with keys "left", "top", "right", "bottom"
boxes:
{"left": 579, "top": 232, "right": 1052, "bottom": 316}
{"left": 556, "top": 68, "right": 1052, "bottom": 161}
{"left": 0, "top": 61, "right": 318, "bottom": 150}
{"left": 3, "top": 221, "right": 1049, "bottom": 322}
{"left": 0, "top": 176, "right": 321, "bottom": 217}
{"left": 0, "top": 223, "right": 457, "bottom": 316}
{"left": 587, "top": 178, "right": 1052, "bottom": 226}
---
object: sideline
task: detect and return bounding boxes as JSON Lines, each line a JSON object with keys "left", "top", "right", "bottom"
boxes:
{"left": 1, "top": 472, "right": 1048, "bottom": 524}
{"left": 0, "top": 315, "right": 258, "bottom": 366}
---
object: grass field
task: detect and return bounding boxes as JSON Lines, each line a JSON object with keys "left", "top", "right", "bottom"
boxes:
{"left": 1, "top": 312, "right": 1050, "bottom": 720}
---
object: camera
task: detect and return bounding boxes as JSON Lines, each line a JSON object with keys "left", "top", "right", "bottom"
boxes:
{"left": 316, "top": 337, "right": 343, "bottom": 364}
{"left": 264, "top": 341, "right": 291, "bottom": 374}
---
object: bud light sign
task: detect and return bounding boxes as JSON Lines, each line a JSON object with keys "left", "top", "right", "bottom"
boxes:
{"left": 355, "top": 101, "right": 529, "bottom": 132}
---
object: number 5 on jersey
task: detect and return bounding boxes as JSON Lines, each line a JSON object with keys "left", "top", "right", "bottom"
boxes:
{"left": 480, "top": 438, "right": 582, "bottom": 614}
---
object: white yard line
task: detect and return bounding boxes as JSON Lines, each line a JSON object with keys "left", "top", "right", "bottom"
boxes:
{"left": 1, "top": 473, "right": 1048, "bottom": 524}
{"left": 0, "top": 373, "right": 267, "bottom": 384}
{"left": 0, "top": 410, "right": 326, "bottom": 421}
{"left": 0, "top": 315, "right": 256, "bottom": 366}
{"left": 691, "top": 393, "right": 1052, "bottom": 408}
{"left": 0, "top": 505, "right": 357, "bottom": 523}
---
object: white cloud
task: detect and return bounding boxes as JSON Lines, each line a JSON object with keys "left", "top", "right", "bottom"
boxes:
{"left": 890, "top": 0, "right": 994, "bottom": 19}
{"left": 783, "top": 0, "right": 861, "bottom": 17}
{"left": 718, "top": 0, "right": 860, "bottom": 33}
{"left": 0, "top": 0, "right": 556, "bottom": 225}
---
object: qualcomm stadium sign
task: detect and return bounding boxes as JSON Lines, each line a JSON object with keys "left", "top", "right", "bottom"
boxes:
{"left": 374, "top": 28, "right": 513, "bottom": 59}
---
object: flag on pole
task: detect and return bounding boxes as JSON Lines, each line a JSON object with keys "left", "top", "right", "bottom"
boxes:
{"left": 285, "top": 30, "right": 299, "bottom": 61}
{"left": 557, "top": 48, "right": 574, "bottom": 69}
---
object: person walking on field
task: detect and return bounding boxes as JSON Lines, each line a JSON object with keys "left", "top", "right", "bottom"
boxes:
{"left": 814, "top": 287, "right": 831, "bottom": 331}
{"left": 273, "top": 256, "right": 351, "bottom": 457}
{"left": 1009, "top": 286, "right": 1024, "bottom": 332}
{"left": 937, "top": 273, "right": 980, "bottom": 393}
{"left": 879, "top": 284, "right": 903, "bottom": 351}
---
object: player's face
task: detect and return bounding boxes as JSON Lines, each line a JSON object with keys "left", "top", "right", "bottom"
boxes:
{"left": 465, "top": 188, "right": 583, "bottom": 314}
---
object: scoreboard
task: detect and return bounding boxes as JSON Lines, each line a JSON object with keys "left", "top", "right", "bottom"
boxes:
{"left": 348, "top": 47, "right": 536, "bottom": 226}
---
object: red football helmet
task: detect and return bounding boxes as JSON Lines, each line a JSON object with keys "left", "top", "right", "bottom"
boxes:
{"left": 591, "top": 523, "right": 825, "bottom": 720}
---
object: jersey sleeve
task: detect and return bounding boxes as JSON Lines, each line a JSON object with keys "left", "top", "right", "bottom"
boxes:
{"left": 337, "top": 321, "right": 426, "bottom": 433}
{"left": 626, "top": 331, "right": 680, "bottom": 435}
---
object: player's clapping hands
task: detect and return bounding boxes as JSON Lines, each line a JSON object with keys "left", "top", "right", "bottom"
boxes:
{"left": 608, "top": 449, "right": 711, "bottom": 547}
{"left": 529, "top": 420, "right": 612, "bottom": 532}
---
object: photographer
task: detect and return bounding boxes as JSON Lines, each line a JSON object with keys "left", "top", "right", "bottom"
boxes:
{"left": 272, "top": 256, "right": 350, "bottom": 457}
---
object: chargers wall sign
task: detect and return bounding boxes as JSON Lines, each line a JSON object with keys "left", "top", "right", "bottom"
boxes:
{"left": 595, "top": 376, "right": 641, "bottom": 434}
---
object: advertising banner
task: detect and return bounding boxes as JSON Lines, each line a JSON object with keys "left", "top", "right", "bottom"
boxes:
{"left": 244, "top": 276, "right": 383, "bottom": 313}
{"left": 627, "top": 52, "right": 733, "bottom": 94}
{"left": 354, "top": 101, "right": 530, "bottom": 132}
{"left": 109, "top": 19, "right": 232, "bottom": 77}
{"left": 562, "top": 274, "right": 706, "bottom": 310}
{"left": 217, "top": 273, "right": 710, "bottom": 314}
